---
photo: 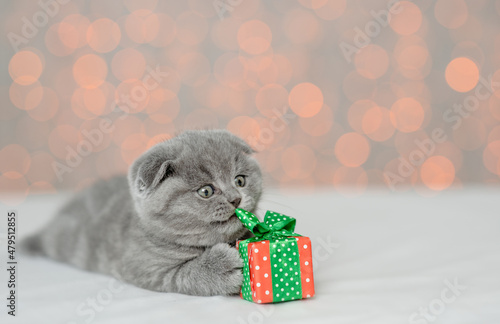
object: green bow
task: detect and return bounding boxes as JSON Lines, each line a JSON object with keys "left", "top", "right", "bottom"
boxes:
{"left": 235, "top": 208, "right": 301, "bottom": 240}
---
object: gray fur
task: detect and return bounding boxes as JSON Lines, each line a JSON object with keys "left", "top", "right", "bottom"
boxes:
{"left": 22, "top": 130, "right": 262, "bottom": 296}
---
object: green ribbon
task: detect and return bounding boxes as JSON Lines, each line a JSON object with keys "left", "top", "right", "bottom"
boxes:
{"left": 236, "top": 208, "right": 303, "bottom": 303}
{"left": 235, "top": 208, "right": 301, "bottom": 241}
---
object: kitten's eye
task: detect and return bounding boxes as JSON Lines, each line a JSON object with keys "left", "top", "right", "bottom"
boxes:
{"left": 197, "top": 185, "right": 214, "bottom": 198}
{"left": 235, "top": 175, "right": 246, "bottom": 187}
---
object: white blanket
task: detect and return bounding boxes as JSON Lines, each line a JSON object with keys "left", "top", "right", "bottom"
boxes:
{"left": 1, "top": 188, "right": 499, "bottom": 324}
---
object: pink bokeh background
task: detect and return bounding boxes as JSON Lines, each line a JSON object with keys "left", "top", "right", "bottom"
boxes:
{"left": 1, "top": 0, "right": 500, "bottom": 205}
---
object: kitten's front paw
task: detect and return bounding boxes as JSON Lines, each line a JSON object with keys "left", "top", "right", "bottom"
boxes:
{"left": 203, "top": 243, "right": 243, "bottom": 295}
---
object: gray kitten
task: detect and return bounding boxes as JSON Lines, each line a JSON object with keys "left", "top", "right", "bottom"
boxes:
{"left": 22, "top": 130, "right": 262, "bottom": 296}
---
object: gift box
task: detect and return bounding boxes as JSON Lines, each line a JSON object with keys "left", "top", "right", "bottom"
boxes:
{"left": 235, "top": 208, "right": 315, "bottom": 304}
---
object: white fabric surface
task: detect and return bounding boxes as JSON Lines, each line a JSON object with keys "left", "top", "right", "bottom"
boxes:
{"left": 1, "top": 188, "right": 500, "bottom": 324}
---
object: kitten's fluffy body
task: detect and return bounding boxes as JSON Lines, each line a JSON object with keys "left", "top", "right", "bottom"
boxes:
{"left": 24, "top": 130, "right": 262, "bottom": 296}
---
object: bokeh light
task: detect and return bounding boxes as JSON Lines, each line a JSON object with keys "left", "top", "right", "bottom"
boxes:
{"left": 289, "top": 82, "right": 324, "bottom": 118}
{"left": 73, "top": 54, "right": 108, "bottom": 89}
{"left": 445, "top": 57, "right": 479, "bottom": 93}
{"left": 125, "top": 10, "right": 160, "bottom": 44}
{"left": 2, "top": 0, "right": 500, "bottom": 197}
{"left": 334, "top": 133, "right": 370, "bottom": 167}
{"left": 389, "top": 1, "right": 422, "bottom": 36}
{"left": 87, "top": 18, "right": 122, "bottom": 53}
{"left": 9, "top": 51, "right": 43, "bottom": 85}
{"left": 434, "top": 0, "right": 468, "bottom": 30}
{"left": 237, "top": 20, "right": 272, "bottom": 55}
{"left": 390, "top": 97, "right": 425, "bottom": 133}
{"left": 111, "top": 48, "right": 146, "bottom": 81}
{"left": 354, "top": 44, "right": 389, "bottom": 80}
{"left": 420, "top": 156, "right": 456, "bottom": 191}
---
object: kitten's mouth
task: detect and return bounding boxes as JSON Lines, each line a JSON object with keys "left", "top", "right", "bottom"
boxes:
{"left": 211, "top": 213, "right": 238, "bottom": 226}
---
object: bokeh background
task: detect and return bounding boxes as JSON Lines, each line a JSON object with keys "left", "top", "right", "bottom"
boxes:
{"left": 1, "top": 0, "right": 500, "bottom": 205}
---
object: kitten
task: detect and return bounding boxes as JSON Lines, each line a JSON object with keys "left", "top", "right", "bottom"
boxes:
{"left": 22, "top": 130, "right": 262, "bottom": 296}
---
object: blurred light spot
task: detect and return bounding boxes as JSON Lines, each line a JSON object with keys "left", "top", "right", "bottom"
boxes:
{"left": 9, "top": 51, "right": 43, "bottom": 85}
{"left": 488, "top": 125, "right": 500, "bottom": 143}
{"left": 314, "top": 0, "right": 346, "bottom": 21}
{"left": 237, "top": 20, "right": 272, "bottom": 55}
{"left": 27, "top": 87, "right": 59, "bottom": 122}
{"left": 420, "top": 156, "right": 455, "bottom": 191}
{"left": 335, "top": 132, "right": 370, "bottom": 167}
{"left": 389, "top": 1, "right": 422, "bottom": 36}
{"left": 125, "top": 10, "right": 160, "bottom": 44}
{"left": 87, "top": 18, "right": 121, "bottom": 53}
{"left": 177, "top": 52, "right": 211, "bottom": 87}
{"left": 72, "top": 88, "right": 100, "bottom": 120}
{"left": 45, "top": 23, "right": 75, "bottom": 56}
{"left": 451, "top": 41, "right": 485, "bottom": 68}
{"left": 281, "top": 145, "right": 317, "bottom": 179}
{"left": 115, "top": 79, "right": 150, "bottom": 113}
{"left": 176, "top": 11, "right": 208, "bottom": 46}
{"left": 58, "top": 14, "right": 90, "bottom": 49}
{"left": 452, "top": 116, "right": 486, "bottom": 150}
{"left": 289, "top": 82, "right": 323, "bottom": 118}
{"left": 78, "top": 118, "right": 114, "bottom": 153}
{"left": 253, "top": 115, "right": 292, "bottom": 150}
{"left": 0, "top": 144, "right": 31, "bottom": 176}
{"left": 256, "top": 84, "right": 288, "bottom": 118}
{"left": 396, "top": 45, "right": 429, "bottom": 70}
{"left": 434, "top": 141, "right": 464, "bottom": 172}
{"left": 259, "top": 54, "right": 293, "bottom": 86}
{"left": 284, "top": 9, "right": 321, "bottom": 44}
{"left": 226, "top": 116, "right": 261, "bottom": 148}
{"left": 434, "top": 0, "right": 468, "bottom": 29}
{"left": 111, "top": 48, "right": 146, "bottom": 81}
{"left": 390, "top": 97, "right": 425, "bottom": 133}
{"left": 150, "top": 13, "right": 177, "bottom": 47}
{"left": 84, "top": 82, "right": 115, "bottom": 116}
{"left": 354, "top": 44, "right": 389, "bottom": 79}
{"left": 362, "top": 106, "right": 395, "bottom": 142}
{"left": 445, "top": 57, "right": 479, "bottom": 92}
{"left": 299, "top": 104, "right": 334, "bottom": 137}
{"left": 483, "top": 141, "right": 500, "bottom": 175}
{"left": 73, "top": 54, "right": 108, "bottom": 89}
{"left": 348, "top": 99, "right": 377, "bottom": 133}
{"left": 9, "top": 81, "right": 43, "bottom": 110}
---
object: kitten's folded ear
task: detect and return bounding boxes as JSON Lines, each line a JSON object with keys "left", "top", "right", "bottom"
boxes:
{"left": 128, "top": 148, "right": 175, "bottom": 197}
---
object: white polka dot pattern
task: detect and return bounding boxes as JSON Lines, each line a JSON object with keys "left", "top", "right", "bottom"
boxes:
{"left": 235, "top": 208, "right": 315, "bottom": 303}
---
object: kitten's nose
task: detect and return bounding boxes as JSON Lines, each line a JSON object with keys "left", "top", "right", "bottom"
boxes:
{"left": 230, "top": 197, "right": 241, "bottom": 208}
